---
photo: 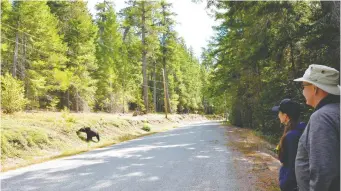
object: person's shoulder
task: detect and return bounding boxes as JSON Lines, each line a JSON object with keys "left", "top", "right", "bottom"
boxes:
{"left": 322, "top": 102, "right": 340, "bottom": 110}
{"left": 285, "top": 131, "right": 297, "bottom": 141}
{"left": 309, "top": 103, "right": 339, "bottom": 133}
{"left": 312, "top": 102, "right": 340, "bottom": 119}
{"left": 297, "top": 122, "right": 306, "bottom": 129}
{"left": 286, "top": 125, "right": 304, "bottom": 139}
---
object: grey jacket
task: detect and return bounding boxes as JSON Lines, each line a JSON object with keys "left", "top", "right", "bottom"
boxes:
{"left": 295, "top": 100, "right": 340, "bottom": 191}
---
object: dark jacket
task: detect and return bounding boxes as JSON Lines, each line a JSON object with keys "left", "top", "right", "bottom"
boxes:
{"left": 295, "top": 95, "right": 340, "bottom": 191}
{"left": 279, "top": 122, "right": 306, "bottom": 191}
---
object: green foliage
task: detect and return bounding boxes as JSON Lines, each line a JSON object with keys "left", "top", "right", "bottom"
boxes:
{"left": 1, "top": 73, "right": 28, "bottom": 113}
{"left": 204, "top": 1, "right": 339, "bottom": 141}
{"left": 16, "top": 1, "right": 67, "bottom": 99}
{"left": 142, "top": 123, "right": 151, "bottom": 132}
{"left": 94, "top": 1, "right": 132, "bottom": 113}
{"left": 48, "top": 1, "right": 98, "bottom": 112}
{"left": 2, "top": 0, "right": 209, "bottom": 115}
{"left": 1, "top": 0, "right": 13, "bottom": 72}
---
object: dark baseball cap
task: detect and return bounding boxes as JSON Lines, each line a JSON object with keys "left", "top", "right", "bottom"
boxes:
{"left": 272, "top": 99, "right": 301, "bottom": 120}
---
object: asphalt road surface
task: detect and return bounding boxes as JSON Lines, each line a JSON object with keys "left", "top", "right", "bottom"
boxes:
{"left": 1, "top": 121, "right": 244, "bottom": 191}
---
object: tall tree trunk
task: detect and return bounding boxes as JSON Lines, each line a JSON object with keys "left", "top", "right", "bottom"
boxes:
{"left": 122, "top": 79, "right": 125, "bottom": 113}
{"left": 109, "top": 80, "right": 113, "bottom": 112}
{"left": 75, "top": 91, "right": 79, "bottom": 112}
{"left": 20, "top": 35, "right": 26, "bottom": 80}
{"left": 123, "top": 27, "right": 130, "bottom": 42}
{"left": 122, "top": 1, "right": 136, "bottom": 42}
{"left": 163, "top": 60, "right": 171, "bottom": 113}
{"left": 153, "top": 62, "right": 157, "bottom": 112}
{"left": 141, "top": 2, "right": 148, "bottom": 112}
{"left": 161, "top": 4, "right": 171, "bottom": 113}
{"left": 13, "top": 31, "right": 19, "bottom": 78}
{"left": 67, "top": 90, "right": 70, "bottom": 109}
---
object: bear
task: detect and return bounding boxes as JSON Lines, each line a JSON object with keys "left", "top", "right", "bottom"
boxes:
{"left": 77, "top": 127, "right": 100, "bottom": 142}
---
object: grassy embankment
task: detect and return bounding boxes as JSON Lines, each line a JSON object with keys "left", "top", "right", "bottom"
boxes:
{"left": 1, "top": 111, "right": 206, "bottom": 172}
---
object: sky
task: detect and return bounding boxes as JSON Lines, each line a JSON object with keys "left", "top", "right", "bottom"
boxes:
{"left": 86, "top": 0, "right": 219, "bottom": 60}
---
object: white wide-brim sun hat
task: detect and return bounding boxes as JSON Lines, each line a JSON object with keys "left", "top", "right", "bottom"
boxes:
{"left": 294, "top": 64, "right": 340, "bottom": 95}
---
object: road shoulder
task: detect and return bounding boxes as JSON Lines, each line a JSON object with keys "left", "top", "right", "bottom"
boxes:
{"left": 223, "top": 124, "right": 281, "bottom": 191}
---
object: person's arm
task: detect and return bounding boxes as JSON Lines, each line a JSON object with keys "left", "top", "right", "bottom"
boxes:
{"left": 308, "top": 113, "right": 339, "bottom": 191}
{"left": 280, "top": 134, "right": 299, "bottom": 189}
{"left": 285, "top": 134, "right": 299, "bottom": 169}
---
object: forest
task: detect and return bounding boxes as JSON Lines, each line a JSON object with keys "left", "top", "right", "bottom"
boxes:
{"left": 1, "top": 0, "right": 340, "bottom": 140}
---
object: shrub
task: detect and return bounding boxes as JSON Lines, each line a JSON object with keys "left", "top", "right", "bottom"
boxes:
{"left": 142, "top": 123, "right": 151, "bottom": 132}
{"left": 1, "top": 73, "right": 28, "bottom": 113}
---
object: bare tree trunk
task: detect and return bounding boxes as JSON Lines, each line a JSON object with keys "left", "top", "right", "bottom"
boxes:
{"left": 163, "top": 62, "right": 171, "bottom": 113}
{"left": 162, "top": 69, "right": 168, "bottom": 118}
{"left": 122, "top": 1, "right": 136, "bottom": 42}
{"left": 109, "top": 80, "right": 113, "bottom": 113}
{"left": 122, "top": 80, "right": 125, "bottom": 113}
{"left": 141, "top": 1, "right": 148, "bottom": 113}
{"left": 76, "top": 91, "right": 79, "bottom": 112}
{"left": 153, "top": 62, "right": 157, "bottom": 112}
{"left": 123, "top": 27, "right": 130, "bottom": 42}
{"left": 161, "top": 4, "right": 171, "bottom": 113}
{"left": 67, "top": 90, "right": 70, "bottom": 109}
{"left": 20, "top": 35, "right": 26, "bottom": 80}
{"left": 13, "top": 31, "right": 19, "bottom": 77}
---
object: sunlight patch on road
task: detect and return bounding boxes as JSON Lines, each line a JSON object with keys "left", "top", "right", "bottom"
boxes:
{"left": 199, "top": 150, "right": 209, "bottom": 153}
{"left": 131, "top": 164, "right": 145, "bottom": 166}
{"left": 1, "top": 159, "right": 104, "bottom": 180}
{"left": 141, "top": 176, "right": 160, "bottom": 182}
{"left": 195, "top": 155, "right": 210, "bottom": 159}
{"left": 83, "top": 144, "right": 195, "bottom": 159}
{"left": 79, "top": 172, "right": 92, "bottom": 176}
{"left": 123, "top": 172, "right": 144, "bottom": 177}
{"left": 117, "top": 166, "right": 130, "bottom": 170}
{"left": 140, "top": 157, "right": 154, "bottom": 160}
{"left": 90, "top": 180, "right": 113, "bottom": 190}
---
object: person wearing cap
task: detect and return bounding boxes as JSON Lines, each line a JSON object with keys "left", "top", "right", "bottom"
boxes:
{"left": 293, "top": 64, "right": 340, "bottom": 191}
{"left": 272, "top": 99, "right": 306, "bottom": 191}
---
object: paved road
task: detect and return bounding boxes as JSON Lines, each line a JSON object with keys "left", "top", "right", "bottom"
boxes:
{"left": 1, "top": 121, "right": 242, "bottom": 191}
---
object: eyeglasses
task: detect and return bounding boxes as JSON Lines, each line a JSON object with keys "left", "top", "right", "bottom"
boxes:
{"left": 301, "top": 84, "right": 312, "bottom": 89}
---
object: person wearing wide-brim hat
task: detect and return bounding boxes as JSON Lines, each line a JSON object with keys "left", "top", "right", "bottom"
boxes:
{"left": 293, "top": 64, "right": 340, "bottom": 191}
{"left": 272, "top": 99, "right": 306, "bottom": 191}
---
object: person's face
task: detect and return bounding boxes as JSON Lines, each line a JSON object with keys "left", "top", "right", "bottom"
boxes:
{"left": 301, "top": 82, "right": 314, "bottom": 106}
{"left": 278, "top": 111, "right": 289, "bottom": 125}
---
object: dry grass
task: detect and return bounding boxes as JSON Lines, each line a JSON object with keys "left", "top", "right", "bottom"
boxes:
{"left": 224, "top": 125, "right": 281, "bottom": 191}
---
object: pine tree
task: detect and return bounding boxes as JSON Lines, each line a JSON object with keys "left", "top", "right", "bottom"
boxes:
{"left": 48, "top": 1, "right": 98, "bottom": 112}
{"left": 121, "top": 0, "right": 162, "bottom": 113}
{"left": 2, "top": 1, "right": 68, "bottom": 109}
{"left": 95, "top": 1, "right": 126, "bottom": 112}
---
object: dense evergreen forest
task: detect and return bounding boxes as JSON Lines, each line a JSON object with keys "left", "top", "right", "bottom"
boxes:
{"left": 202, "top": 1, "right": 340, "bottom": 139}
{"left": 1, "top": 1, "right": 340, "bottom": 139}
{"left": 1, "top": 0, "right": 204, "bottom": 114}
